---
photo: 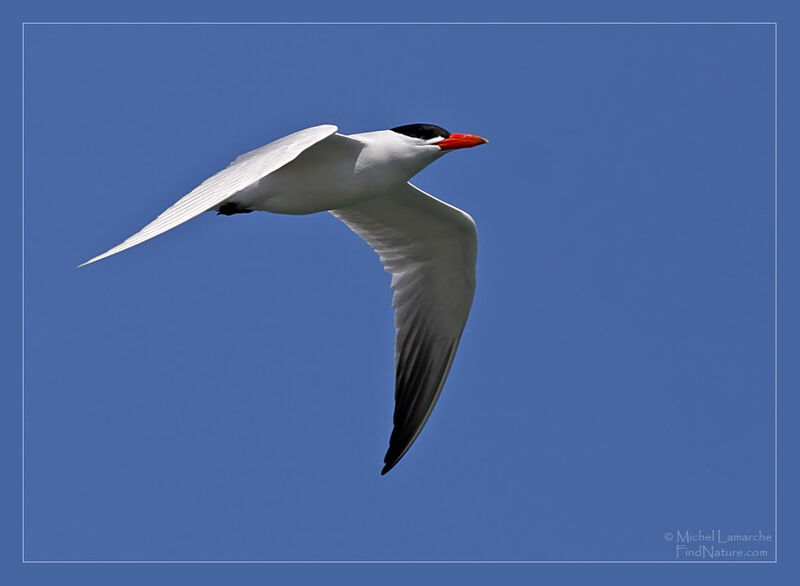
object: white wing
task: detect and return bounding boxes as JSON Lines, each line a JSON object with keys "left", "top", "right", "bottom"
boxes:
{"left": 331, "top": 182, "right": 477, "bottom": 474}
{"left": 79, "top": 124, "right": 339, "bottom": 267}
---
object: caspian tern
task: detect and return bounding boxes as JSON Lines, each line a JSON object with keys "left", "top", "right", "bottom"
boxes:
{"left": 81, "top": 123, "right": 488, "bottom": 474}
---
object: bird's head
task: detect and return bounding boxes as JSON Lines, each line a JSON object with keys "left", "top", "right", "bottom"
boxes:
{"left": 351, "top": 123, "right": 488, "bottom": 185}
{"left": 390, "top": 123, "right": 488, "bottom": 152}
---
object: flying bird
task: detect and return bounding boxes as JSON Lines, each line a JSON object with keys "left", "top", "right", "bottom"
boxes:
{"left": 81, "top": 123, "right": 487, "bottom": 474}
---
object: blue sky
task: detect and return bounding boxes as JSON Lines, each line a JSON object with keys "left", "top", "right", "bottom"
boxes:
{"left": 5, "top": 7, "right": 793, "bottom": 584}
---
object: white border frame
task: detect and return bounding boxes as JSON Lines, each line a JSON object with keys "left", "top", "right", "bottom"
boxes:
{"left": 20, "top": 21, "right": 779, "bottom": 564}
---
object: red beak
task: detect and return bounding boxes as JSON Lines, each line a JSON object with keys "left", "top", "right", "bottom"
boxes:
{"left": 437, "top": 133, "right": 489, "bottom": 151}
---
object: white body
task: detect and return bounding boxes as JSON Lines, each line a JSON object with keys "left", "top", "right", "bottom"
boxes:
{"left": 236, "top": 130, "right": 445, "bottom": 214}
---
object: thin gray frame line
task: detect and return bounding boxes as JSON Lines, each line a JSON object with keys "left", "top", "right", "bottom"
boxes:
{"left": 773, "top": 22, "right": 779, "bottom": 563}
{"left": 20, "top": 19, "right": 26, "bottom": 566}
{"left": 20, "top": 20, "right": 779, "bottom": 565}
{"left": 22, "top": 21, "right": 777, "bottom": 25}
{"left": 23, "top": 560, "right": 777, "bottom": 565}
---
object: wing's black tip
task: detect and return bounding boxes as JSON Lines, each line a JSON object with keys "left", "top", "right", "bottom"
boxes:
{"left": 382, "top": 447, "right": 404, "bottom": 475}
{"left": 382, "top": 446, "right": 407, "bottom": 475}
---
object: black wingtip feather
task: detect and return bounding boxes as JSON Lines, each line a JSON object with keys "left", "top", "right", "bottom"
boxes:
{"left": 381, "top": 457, "right": 399, "bottom": 476}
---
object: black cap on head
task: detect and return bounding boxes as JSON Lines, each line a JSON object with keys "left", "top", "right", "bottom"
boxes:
{"left": 390, "top": 123, "right": 451, "bottom": 140}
